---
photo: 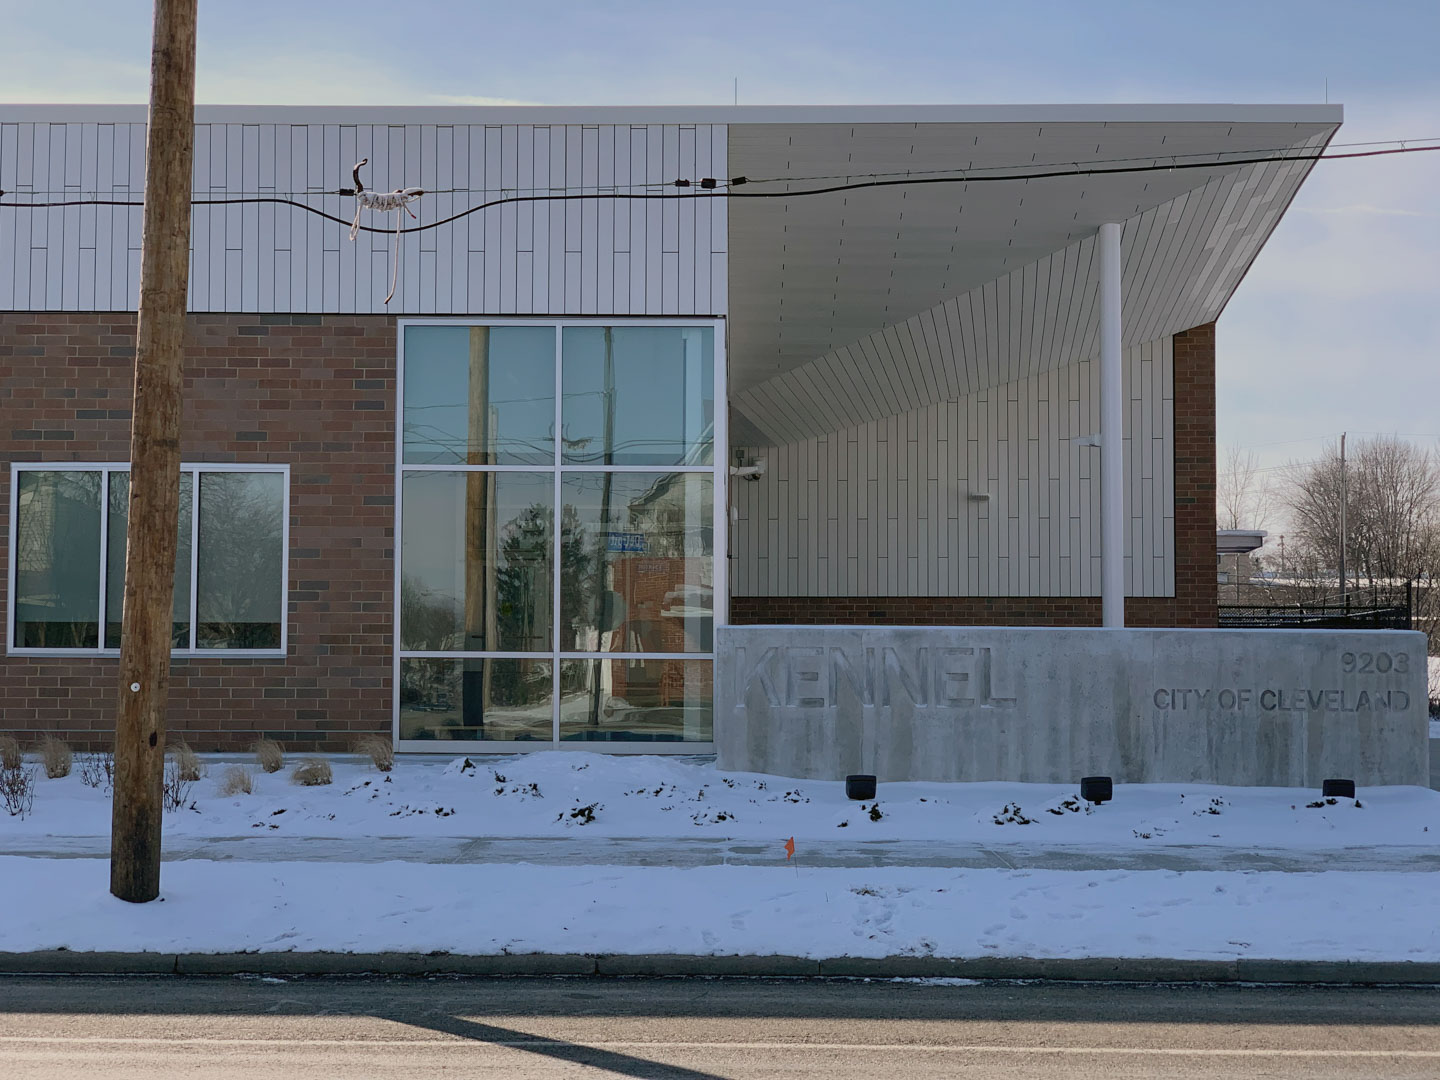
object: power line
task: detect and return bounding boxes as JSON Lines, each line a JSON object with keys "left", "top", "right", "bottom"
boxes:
{"left": 8, "top": 181, "right": 685, "bottom": 198}
{"left": 2, "top": 143, "right": 1437, "bottom": 236}
{"left": 11, "top": 133, "right": 1440, "bottom": 199}
{"left": 1229, "top": 433, "right": 1344, "bottom": 450}
{"left": 1345, "top": 431, "right": 1440, "bottom": 439}
{"left": 1253, "top": 459, "right": 1321, "bottom": 474}
{"left": 739, "top": 136, "right": 1440, "bottom": 186}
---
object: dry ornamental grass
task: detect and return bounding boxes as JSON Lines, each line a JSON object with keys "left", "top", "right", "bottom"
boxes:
{"left": 354, "top": 734, "right": 394, "bottom": 772}
{"left": 0, "top": 763, "right": 35, "bottom": 819}
{"left": 291, "top": 759, "right": 333, "bottom": 787}
{"left": 162, "top": 759, "right": 195, "bottom": 812}
{"left": 218, "top": 765, "right": 254, "bottom": 797}
{"left": 0, "top": 735, "right": 21, "bottom": 771}
{"left": 78, "top": 752, "right": 115, "bottom": 791}
{"left": 252, "top": 737, "right": 284, "bottom": 773}
{"left": 39, "top": 736, "right": 71, "bottom": 779}
{"left": 170, "top": 740, "right": 204, "bottom": 783}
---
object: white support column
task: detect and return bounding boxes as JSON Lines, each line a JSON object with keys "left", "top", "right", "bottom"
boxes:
{"left": 1099, "top": 222, "right": 1125, "bottom": 628}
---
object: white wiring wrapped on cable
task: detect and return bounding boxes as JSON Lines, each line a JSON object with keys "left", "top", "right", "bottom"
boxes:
{"left": 348, "top": 186, "right": 424, "bottom": 241}
{"left": 347, "top": 158, "right": 424, "bottom": 304}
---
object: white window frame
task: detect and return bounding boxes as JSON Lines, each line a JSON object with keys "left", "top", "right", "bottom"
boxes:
{"left": 7, "top": 461, "right": 291, "bottom": 658}
{"left": 394, "top": 317, "right": 728, "bottom": 755}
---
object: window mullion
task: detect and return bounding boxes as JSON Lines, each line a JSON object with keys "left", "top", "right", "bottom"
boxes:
{"left": 188, "top": 469, "right": 200, "bottom": 650}
{"left": 551, "top": 322, "right": 563, "bottom": 744}
{"left": 393, "top": 331, "right": 407, "bottom": 747}
{"left": 96, "top": 467, "right": 110, "bottom": 650}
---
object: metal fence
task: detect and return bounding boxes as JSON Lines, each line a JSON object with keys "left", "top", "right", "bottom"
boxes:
{"left": 1218, "top": 595, "right": 1412, "bottom": 632}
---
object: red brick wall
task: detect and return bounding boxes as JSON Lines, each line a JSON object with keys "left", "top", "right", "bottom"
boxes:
{"left": 1169, "top": 323, "right": 1219, "bottom": 627}
{"left": 732, "top": 323, "right": 1219, "bottom": 629}
{"left": 0, "top": 312, "right": 396, "bottom": 751}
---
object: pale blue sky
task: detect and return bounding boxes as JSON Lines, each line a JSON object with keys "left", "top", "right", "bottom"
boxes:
{"left": 4, "top": 0, "right": 1438, "bottom": 498}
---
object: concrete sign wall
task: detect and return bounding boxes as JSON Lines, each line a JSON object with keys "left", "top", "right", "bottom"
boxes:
{"left": 715, "top": 626, "right": 1428, "bottom": 787}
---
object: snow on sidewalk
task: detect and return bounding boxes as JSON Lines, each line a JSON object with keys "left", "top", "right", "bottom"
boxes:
{"left": 3, "top": 856, "right": 1439, "bottom": 962}
{"left": 7, "top": 753, "right": 1440, "bottom": 962}
{"left": 6, "top": 751, "right": 1440, "bottom": 851}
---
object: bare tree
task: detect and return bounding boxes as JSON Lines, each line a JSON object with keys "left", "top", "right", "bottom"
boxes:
{"left": 1349, "top": 439, "right": 1440, "bottom": 590}
{"left": 1217, "top": 447, "right": 1272, "bottom": 531}
{"left": 1282, "top": 446, "right": 1346, "bottom": 590}
{"left": 1284, "top": 437, "right": 1438, "bottom": 590}
{"left": 1277, "top": 435, "right": 1440, "bottom": 649}
{"left": 1262, "top": 535, "right": 1334, "bottom": 606}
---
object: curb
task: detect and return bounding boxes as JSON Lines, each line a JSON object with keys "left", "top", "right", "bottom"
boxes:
{"left": 3, "top": 951, "right": 1440, "bottom": 983}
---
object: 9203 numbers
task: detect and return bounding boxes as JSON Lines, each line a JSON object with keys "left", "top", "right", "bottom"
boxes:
{"left": 1341, "top": 651, "right": 1408, "bottom": 674}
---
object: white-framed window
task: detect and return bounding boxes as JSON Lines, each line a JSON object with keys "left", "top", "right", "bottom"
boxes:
{"left": 7, "top": 462, "right": 290, "bottom": 657}
{"left": 395, "top": 318, "right": 727, "bottom": 752}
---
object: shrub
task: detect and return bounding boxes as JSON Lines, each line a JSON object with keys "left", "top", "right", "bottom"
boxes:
{"left": 170, "top": 739, "right": 204, "bottom": 783}
{"left": 1, "top": 763, "right": 36, "bottom": 818}
{"left": 0, "top": 735, "right": 20, "bottom": 771}
{"left": 218, "top": 765, "right": 253, "bottom": 797}
{"left": 252, "top": 737, "right": 284, "bottom": 774}
{"left": 39, "top": 736, "right": 72, "bottom": 779}
{"left": 354, "top": 734, "right": 394, "bottom": 773}
{"left": 79, "top": 751, "right": 115, "bottom": 792}
{"left": 292, "top": 759, "right": 333, "bottom": 786}
{"left": 162, "top": 759, "right": 195, "bottom": 812}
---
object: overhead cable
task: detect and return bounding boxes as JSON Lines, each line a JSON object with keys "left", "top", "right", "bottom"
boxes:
{"left": 0, "top": 143, "right": 1436, "bottom": 237}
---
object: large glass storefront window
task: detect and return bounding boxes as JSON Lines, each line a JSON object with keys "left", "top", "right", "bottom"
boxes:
{"left": 397, "top": 322, "right": 721, "bottom": 747}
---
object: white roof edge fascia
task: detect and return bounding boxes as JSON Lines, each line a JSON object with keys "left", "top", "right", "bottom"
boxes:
{"left": 0, "top": 103, "right": 1345, "bottom": 126}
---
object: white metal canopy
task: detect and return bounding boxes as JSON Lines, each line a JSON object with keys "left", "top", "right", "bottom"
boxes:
{"left": 724, "top": 105, "right": 1341, "bottom": 446}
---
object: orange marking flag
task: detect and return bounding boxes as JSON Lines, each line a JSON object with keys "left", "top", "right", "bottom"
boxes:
{"left": 784, "top": 836, "right": 795, "bottom": 860}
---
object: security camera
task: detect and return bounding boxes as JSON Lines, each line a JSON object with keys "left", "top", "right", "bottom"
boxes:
{"left": 728, "top": 457, "right": 768, "bottom": 482}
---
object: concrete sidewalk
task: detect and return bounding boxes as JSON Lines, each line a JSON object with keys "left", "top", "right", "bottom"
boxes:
{"left": 6, "top": 832, "right": 1440, "bottom": 872}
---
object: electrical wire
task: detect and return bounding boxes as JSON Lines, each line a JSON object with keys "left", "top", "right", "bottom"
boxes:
{"left": 1, "top": 143, "right": 1436, "bottom": 236}
{"left": 735, "top": 135, "right": 1440, "bottom": 186}
{"left": 1, "top": 181, "right": 685, "bottom": 198}
{"left": 12, "top": 132, "right": 1440, "bottom": 198}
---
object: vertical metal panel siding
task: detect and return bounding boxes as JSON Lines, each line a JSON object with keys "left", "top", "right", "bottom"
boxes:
{"left": 732, "top": 338, "right": 1174, "bottom": 598}
{"left": 0, "top": 121, "right": 728, "bottom": 315}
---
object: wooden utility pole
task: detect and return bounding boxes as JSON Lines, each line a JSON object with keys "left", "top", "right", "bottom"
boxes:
{"left": 110, "top": 0, "right": 198, "bottom": 904}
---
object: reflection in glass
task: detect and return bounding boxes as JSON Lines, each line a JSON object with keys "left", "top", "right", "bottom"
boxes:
{"left": 403, "top": 325, "right": 555, "bottom": 465}
{"left": 401, "top": 471, "right": 554, "bottom": 652}
{"left": 105, "top": 471, "right": 193, "bottom": 648}
{"left": 562, "top": 326, "right": 714, "bottom": 465}
{"left": 561, "top": 473, "right": 713, "bottom": 654}
{"left": 196, "top": 472, "right": 284, "bottom": 649}
{"left": 12, "top": 471, "right": 102, "bottom": 648}
{"left": 559, "top": 659, "right": 712, "bottom": 742}
{"left": 399, "top": 658, "right": 553, "bottom": 741}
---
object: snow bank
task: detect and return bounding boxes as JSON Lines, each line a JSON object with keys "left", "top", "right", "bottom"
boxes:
{"left": 2, "top": 857, "right": 1437, "bottom": 962}
{"left": 4, "top": 751, "right": 1437, "bottom": 850}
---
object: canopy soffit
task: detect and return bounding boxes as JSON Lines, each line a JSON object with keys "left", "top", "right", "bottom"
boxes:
{"left": 726, "top": 107, "right": 1341, "bottom": 445}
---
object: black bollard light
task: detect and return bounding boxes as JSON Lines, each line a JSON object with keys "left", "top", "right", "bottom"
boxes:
{"left": 1080, "top": 776, "right": 1113, "bottom": 805}
{"left": 1322, "top": 778, "right": 1356, "bottom": 799}
{"left": 845, "top": 774, "right": 877, "bottom": 801}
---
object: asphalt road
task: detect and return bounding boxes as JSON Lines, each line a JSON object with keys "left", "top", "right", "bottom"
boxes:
{"left": 3, "top": 975, "right": 1440, "bottom": 1078}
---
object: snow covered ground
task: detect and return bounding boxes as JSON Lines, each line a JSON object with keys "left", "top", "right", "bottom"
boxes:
{"left": 4, "top": 752, "right": 1439, "bottom": 962}
{"left": 3, "top": 857, "right": 1439, "bottom": 962}
{"left": 3, "top": 750, "right": 1437, "bottom": 851}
